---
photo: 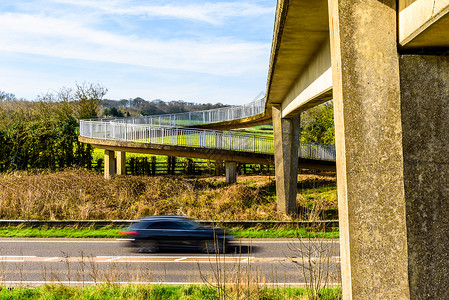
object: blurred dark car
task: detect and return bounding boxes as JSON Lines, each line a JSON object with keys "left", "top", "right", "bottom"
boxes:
{"left": 120, "top": 215, "right": 234, "bottom": 253}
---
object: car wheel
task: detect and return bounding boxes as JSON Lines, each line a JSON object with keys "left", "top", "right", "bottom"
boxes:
{"left": 200, "top": 240, "right": 224, "bottom": 254}
{"left": 137, "top": 240, "right": 159, "bottom": 253}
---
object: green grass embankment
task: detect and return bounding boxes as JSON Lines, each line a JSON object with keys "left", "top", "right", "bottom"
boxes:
{"left": 0, "top": 226, "right": 339, "bottom": 239}
{"left": 0, "top": 284, "right": 342, "bottom": 300}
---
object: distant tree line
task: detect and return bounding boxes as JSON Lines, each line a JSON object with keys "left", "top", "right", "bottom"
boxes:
{"left": 0, "top": 83, "right": 106, "bottom": 171}
{"left": 101, "top": 97, "right": 229, "bottom": 117}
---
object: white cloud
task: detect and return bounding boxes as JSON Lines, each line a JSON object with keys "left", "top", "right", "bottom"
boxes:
{"left": 0, "top": 13, "right": 270, "bottom": 76}
{"left": 52, "top": 0, "right": 273, "bottom": 25}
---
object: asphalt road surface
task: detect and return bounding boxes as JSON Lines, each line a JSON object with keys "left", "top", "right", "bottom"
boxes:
{"left": 0, "top": 238, "right": 341, "bottom": 286}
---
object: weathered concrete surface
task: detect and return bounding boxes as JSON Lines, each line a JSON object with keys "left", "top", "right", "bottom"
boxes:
{"left": 400, "top": 54, "right": 449, "bottom": 299}
{"left": 116, "top": 151, "right": 126, "bottom": 175}
{"left": 272, "top": 105, "right": 300, "bottom": 214}
{"left": 225, "top": 161, "right": 237, "bottom": 184}
{"left": 399, "top": 0, "right": 449, "bottom": 48}
{"left": 104, "top": 150, "right": 116, "bottom": 179}
{"left": 328, "top": 0, "right": 410, "bottom": 298}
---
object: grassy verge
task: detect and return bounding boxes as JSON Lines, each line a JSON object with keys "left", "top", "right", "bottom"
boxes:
{"left": 0, "top": 284, "right": 342, "bottom": 299}
{"left": 0, "top": 226, "right": 339, "bottom": 239}
{"left": 235, "top": 227, "right": 339, "bottom": 239}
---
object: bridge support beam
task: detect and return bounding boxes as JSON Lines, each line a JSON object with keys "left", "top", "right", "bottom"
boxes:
{"left": 225, "top": 161, "right": 237, "bottom": 184}
{"left": 104, "top": 149, "right": 116, "bottom": 179}
{"left": 329, "top": 0, "right": 449, "bottom": 298}
{"left": 272, "top": 105, "right": 299, "bottom": 215}
{"left": 116, "top": 151, "right": 126, "bottom": 175}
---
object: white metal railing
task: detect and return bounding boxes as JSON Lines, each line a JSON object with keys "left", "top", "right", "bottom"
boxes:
{"left": 90, "top": 97, "right": 266, "bottom": 127}
{"left": 81, "top": 121, "right": 274, "bottom": 154}
{"left": 299, "top": 142, "right": 335, "bottom": 161}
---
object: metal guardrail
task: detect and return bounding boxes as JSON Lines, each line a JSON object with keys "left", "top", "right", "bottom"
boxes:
{"left": 0, "top": 220, "right": 339, "bottom": 229}
{"left": 80, "top": 96, "right": 336, "bottom": 161}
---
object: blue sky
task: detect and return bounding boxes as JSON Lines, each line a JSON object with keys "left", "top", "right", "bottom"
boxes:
{"left": 0, "top": 0, "right": 276, "bottom": 104}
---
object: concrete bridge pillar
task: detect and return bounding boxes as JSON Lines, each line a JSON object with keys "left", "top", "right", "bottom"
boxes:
{"left": 104, "top": 149, "right": 116, "bottom": 179}
{"left": 116, "top": 151, "right": 126, "bottom": 175}
{"left": 399, "top": 54, "right": 449, "bottom": 299}
{"left": 329, "top": 0, "right": 449, "bottom": 298}
{"left": 272, "top": 105, "right": 300, "bottom": 214}
{"left": 215, "top": 160, "right": 223, "bottom": 175}
{"left": 225, "top": 161, "right": 237, "bottom": 184}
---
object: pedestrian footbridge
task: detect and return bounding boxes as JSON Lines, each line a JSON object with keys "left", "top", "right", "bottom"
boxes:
{"left": 79, "top": 96, "right": 336, "bottom": 182}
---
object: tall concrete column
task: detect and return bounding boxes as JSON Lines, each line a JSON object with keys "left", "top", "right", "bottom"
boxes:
{"left": 272, "top": 105, "right": 300, "bottom": 214}
{"left": 116, "top": 151, "right": 126, "bottom": 175}
{"left": 400, "top": 55, "right": 449, "bottom": 299}
{"left": 225, "top": 161, "right": 237, "bottom": 184}
{"left": 328, "top": 0, "right": 409, "bottom": 298}
{"left": 104, "top": 149, "right": 116, "bottom": 179}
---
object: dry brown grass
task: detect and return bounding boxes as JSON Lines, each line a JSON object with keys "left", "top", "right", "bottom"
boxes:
{"left": 0, "top": 169, "right": 336, "bottom": 221}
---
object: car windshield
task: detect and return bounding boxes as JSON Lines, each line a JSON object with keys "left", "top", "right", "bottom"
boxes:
{"left": 178, "top": 220, "right": 199, "bottom": 229}
{"left": 129, "top": 221, "right": 148, "bottom": 230}
{"left": 129, "top": 218, "right": 200, "bottom": 230}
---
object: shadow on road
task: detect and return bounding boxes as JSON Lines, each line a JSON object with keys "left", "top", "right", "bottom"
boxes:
{"left": 127, "top": 244, "right": 258, "bottom": 255}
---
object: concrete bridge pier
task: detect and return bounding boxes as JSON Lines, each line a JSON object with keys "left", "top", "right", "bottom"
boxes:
{"left": 329, "top": 0, "right": 449, "bottom": 298}
{"left": 116, "top": 151, "right": 126, "bottom": 175}
{"left": 399, "top": 54, "right": 449, "bottom": 299}
{"left": 104, "top": 149, "right": 116, "bottom": 179}
{"left": 272, "top": 105, "right": 300, "bottom": 214}
{"left": 225, "top": 161, "right": 237, "bottom": 184}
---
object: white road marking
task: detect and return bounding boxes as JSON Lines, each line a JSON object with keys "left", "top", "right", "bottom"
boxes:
{"left": 103, "top": 257, "right": 121, "bottom": 262}
{"left": 0, "top": 260, "right": 24, "bottom": 262}
{"left": 0, "top": 256, "right": 37, "bottom": 258}
{"left": 240, "top": 257, "right": 253, "bottom": 263}
{"left": 174, "top": 257, "right": 187, "bottom": 262}
{"left": 0, "top": 255, "right": 258, "bottom": 263}
{"left": 43, "top": 257, "right": 60, "bottom": 261}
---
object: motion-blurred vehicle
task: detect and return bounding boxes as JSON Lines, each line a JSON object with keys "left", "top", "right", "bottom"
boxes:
{"left": 120, "top": 215, "right": 234, "bottom": 253}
